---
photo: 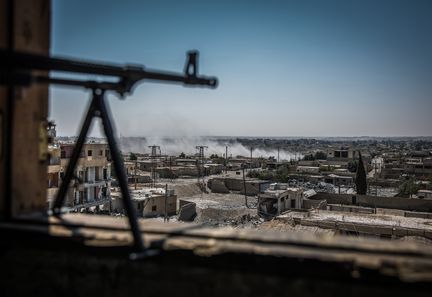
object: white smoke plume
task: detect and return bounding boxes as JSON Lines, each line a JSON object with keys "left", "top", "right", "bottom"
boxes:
{"left": 119, "top": 136, "right": 301, "bottom": 161}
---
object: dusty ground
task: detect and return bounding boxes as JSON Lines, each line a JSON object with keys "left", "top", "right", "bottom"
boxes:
{"left": 152, "top": 178, "right": 338, "bottom": 232}
{"left": 137, "top": 178, "right": 432, "bottom": 245}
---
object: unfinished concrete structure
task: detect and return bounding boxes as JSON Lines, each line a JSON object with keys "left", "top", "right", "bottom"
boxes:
{"left": 111, "top": 188, "right": 177, "bottom": 218}
{"left": 323, "top": 173, "right": 354, "bottom": 186}
{"left": 417, "top": 190, "right": 432, "bottom": 199}
{"left": 49, "top": 142, "right": 112, "bottom": 210}
{"left": 208, "top": 177, "right": 270, "bottom": 195}
{"left": 404, "top": 157, "right": 432, "bottom": 177}
{"left": 47, "top": 145, "right": 61, "bottom": 205}
{"left": 278, "top": 209, "right": 432, "bottom": 240}
{"left": 258, "top": 185, "right": 303, "bottom": 217}
{"left": 296, "top": 166, "right": 320, "bottom": 174}
{"left": 327, "top": 147, "right": 356, "bottom": 161}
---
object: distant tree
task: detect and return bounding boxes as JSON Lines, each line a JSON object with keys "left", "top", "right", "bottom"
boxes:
{"left": 209, "top": 154, "right": 225, "bottom": 165}
{"left": 314, "top": 151, "right": 327, "bottom": 160}
{"left": 347, "top": 160, "right": 358, "bottom": 173}
{"left": 179, "top": 152, "right": 186, "bottom": 158}
{"left": 247, "top": 166, "right": 291, "bottom": 183}
{"left": 275, "top": 166, "right": 290, "bottom": 183}
{"left": 355, "top": 152, "right": 367, "bottom": 195}
{"left": 129, "top": 152, "right": 137, "bottom": 161}
{"left": 398, "top": 177, "right": 420, "bottom": 198}
{"left": 303, "top": 154, "right": 315, "bottom": 161}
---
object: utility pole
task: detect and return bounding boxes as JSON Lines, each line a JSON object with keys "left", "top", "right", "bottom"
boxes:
{"left": 277, "top": 146, "right": 280, "bottom": 163}
{"left": 148, "top": 145, "right": 160, "bottom": 188}
{"left": 374, "top": 162, "right": 378, "bottom": 197}
{"left": 225, "top": 145, "right": 228, "bottom": 174}
{"left": 242, "top": 166, "right": 248, "bottom": 207}
{"left": 169, "top": 156, "right": 173, "bottom": 181}
{"left": 164, "top": 184, "right": 168, "bottom": 222}
{"left": 196, "top": 146, "right": 208, "bottom": 192}
{"left": 249, "top": 146, "right": 253, "bottom": 171}
{"left": 134, "top": 160, "right": 137, "bottom": 190}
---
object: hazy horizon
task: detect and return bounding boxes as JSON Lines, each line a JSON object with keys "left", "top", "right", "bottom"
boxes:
{"left": 56, "top": 134, "right": 432, "bottom": 140}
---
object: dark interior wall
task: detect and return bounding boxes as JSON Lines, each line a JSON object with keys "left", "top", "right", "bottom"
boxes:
{"left": 1, "top": 225, "right": 431, "bottom": 297}
{"left": 0, "top": 0, "right": 8, "bottom": 215}
{"left": 0, "top": 0, "right": 51, "bottom": 217}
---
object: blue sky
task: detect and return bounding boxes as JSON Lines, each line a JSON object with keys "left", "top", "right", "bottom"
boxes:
{"left": 50, "top": 0, "right": 432, "bottom": 137}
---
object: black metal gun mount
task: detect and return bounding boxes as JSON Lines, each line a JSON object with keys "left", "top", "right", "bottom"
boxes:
{"left": 0, "top": 49, "right": 218, "bottom": 258}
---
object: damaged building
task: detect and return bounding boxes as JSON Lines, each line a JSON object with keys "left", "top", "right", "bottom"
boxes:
{"left": 111, "top": 188, "right": 177, "bottom": 218}
{"left": 208, "top": 177, "right": 270, "bottom": 195}
{"left": 258, "top": 184, "right": 303, "bottom": 217}
{"left": 47, "top": 142, "right": 112, "bottom": 210}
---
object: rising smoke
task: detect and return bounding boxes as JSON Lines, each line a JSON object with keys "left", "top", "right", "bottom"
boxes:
{"left": 119, "top": 136, "right": 301, "bottom": 161}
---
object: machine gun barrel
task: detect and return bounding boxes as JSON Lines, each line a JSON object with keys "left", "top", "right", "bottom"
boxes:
{"left": 0, "top": 49, "right": 217, "bottom": 94}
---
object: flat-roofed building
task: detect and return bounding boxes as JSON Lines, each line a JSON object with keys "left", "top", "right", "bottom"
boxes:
{"left": 258, "top": 187, "right": 303, "bottom": 217}
{"left": 48, "top": 142, "right": 112, "bottom": 210}
{"left": 111, "top": 188, "right": 177, "bottom": 217}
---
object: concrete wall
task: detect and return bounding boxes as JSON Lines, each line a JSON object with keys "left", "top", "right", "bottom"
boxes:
{"left": 312, "top": 193, "right": 432, "bottom": 212}
{"left": 404, "top": 211, "right": 432, "bottom": 219}
{"left": 2, "top": 216, "right": 432, "bottom": 296}
{"left": 303, "top": 199, "right": 327, "bottom": 210}
{"left": 287, "top": 216, "right": 432, "bottom": 240}
{"left": 178, "top": 200, "right": 196, "bottom": 221}
{"left": 223, "top": 178, "right": 244, "bottom": 191}
{"left": 239, "top": 182, "right": 261, "bottom": 196}
{"left": 112, "top": 195, "right": 177, "bottom": 217}
{"left": 328, "top": 204, "right": 375, "bottom": 214}
{"left": 208, "top": 178, "right": 268, "bottom": 196}
{"left": 142, "top": 195, "right": 177, "bottom": 217}
{"left": 208, "top": 179, "right": 230, "bottom": 193}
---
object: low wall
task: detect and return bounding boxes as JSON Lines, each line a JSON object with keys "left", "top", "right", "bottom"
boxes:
{"left": 178, "top": 200, "right": 197, "bottom": 221}
{"left": 208, "top": 179, "right": 230, "bottom": 193}
{"left": 239, "top": 182, "right": 261, "bottom": 196}
{"left": 2, "top": 216, "right": 432, "bottom": 296}
{"left": 208, "top": 178, "right": 263, "bottom": 196}
{"left": 312, "top": 193, "right": 432, "bottom": 212}
{"left": 303, "top": 199, "right": 327, "bottom": 210}
{"left": 404, "top": 211, "right": 432, "bottom": 219}
{"left": 328, "top": 204, "right": 375, "bottom": 214}
{"left": 287, "top": 217, "right": 432, "bottom": 240}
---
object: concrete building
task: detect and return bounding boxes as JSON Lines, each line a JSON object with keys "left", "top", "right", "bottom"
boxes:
{"left": 327, "top": 147, "right": 356, "bottom": 161}
{"left": 47, "top": 145, "right": 61, "bottom": 205}
{"left": 404, "top": 158, "right": 432, "bottom": 177}
{"left": 123, "top": 161, "right": 136, "bottom": 176}
{"left": 417, "top": 190, "right": 432, "bottom": 199}
{"left": 296, "top": 166, "right": 320, "bottom": 174}
{"left": 111, "top": 188, "right": 177, "bottom": 218}
{"left": 137, "top": 159, "right": 164, "bottom": 171}
{"left": 323, "top": 174, "right": 354, "bottom": 186}
{"left": 258, "top": 186, "right": 303, "bottom": 217}
{"left": 208, "top": 177, "right": 270, "bottom": 195}
{"left": 380, "top": 154, "right": 404, "bottom": 179}
{"left": 48, "top": 143, "right": 112, "bottom": 210}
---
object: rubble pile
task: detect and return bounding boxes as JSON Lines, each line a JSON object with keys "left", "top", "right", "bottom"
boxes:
{"left": 288, "top": 180, "right": 338, "bottom": 193}
{"left": 195, "top": 207, "right": 262, "bottom": 228}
